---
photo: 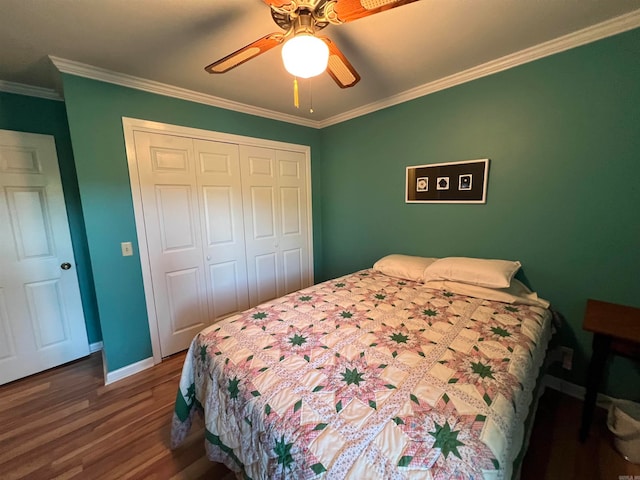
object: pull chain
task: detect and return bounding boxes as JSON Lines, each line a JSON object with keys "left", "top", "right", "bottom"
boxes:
{"left": 293, "top": 77, "right": 299, "bottom": 109}
{"left": 309, "top": 78, "right": 314, "bottom": 114}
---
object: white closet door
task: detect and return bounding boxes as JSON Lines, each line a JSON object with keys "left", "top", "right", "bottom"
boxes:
{"left": 193, "top": 139, "right": 249, "bottom": 320}
{"left": 275, "top": 149, "right": 311, "bottom": 296}
{"left": 134, "top": 132, "right": 208, "bottom": 357}
{"left": 0, "top": 129, "right": 89, "bottom": 385}
{"left": 240, "top": 145, "right": 311, "bottom": 306}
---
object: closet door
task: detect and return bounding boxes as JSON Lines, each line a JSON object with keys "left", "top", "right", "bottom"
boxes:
{"left": 134, "top": 132, "right": 209, "bottom": 357}
{"left": 240, "top": 145, "right": 311, "bottom": 306}
{"left": 275, "top": 149, "right": 311, "bottom": 295}
{"left": 194, "top": 139, "right": 249, "bottom": 320}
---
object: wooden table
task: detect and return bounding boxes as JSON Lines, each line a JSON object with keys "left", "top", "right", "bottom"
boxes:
{"left": 579, "top": 299, "right": 640, "bottom": 441}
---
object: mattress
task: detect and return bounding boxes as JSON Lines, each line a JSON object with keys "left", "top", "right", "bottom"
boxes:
{"left": 171, "top": 269, "right": 553, "bottom": 479}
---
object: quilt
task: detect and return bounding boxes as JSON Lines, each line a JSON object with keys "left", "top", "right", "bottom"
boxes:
{"left": 171, "top": 269, "right": 552, "bottom": 479}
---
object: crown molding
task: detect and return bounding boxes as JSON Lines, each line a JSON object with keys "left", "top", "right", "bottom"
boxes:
{"left": 319, "top": 9, "right": 640, "bottom": 128}
{"left": 0, "top": 80, "right": 63, "bottom": 101}
{"left": 49, "top": 56, "right": 321, "bottom": 129}
{"left": 45, "top": 9, "right": 640, "bottom": 129}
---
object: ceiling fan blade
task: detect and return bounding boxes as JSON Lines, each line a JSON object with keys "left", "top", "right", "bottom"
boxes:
{"left": 261, "top": 0, "right": 293, "bottom": 6}
{"left": 321, "top": 37, "right": 361, "bottom": 88}
{"left": 205, "top": 33, "right": 284, "bottom": 74}
{"left": 328, "top": 0, "right": 419, "bottom": 23}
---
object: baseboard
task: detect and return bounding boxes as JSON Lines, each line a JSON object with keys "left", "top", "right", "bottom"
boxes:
{"left": 89, "top": 341, "right": 103, "bottom": 353}
{"left": 104, "top": 357, "right": 155, "bottom": 385}
{"left": 543, "top": 374, "right": 615, "bottom": 409}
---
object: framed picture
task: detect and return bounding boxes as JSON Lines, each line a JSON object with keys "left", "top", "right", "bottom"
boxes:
{"left": 405, "top": 159, "right": 489, "bottom": 203}
{"left": 436, "top": 177, "right": 450, "bottom": 190}
{"left": 459, "top": 174, "right": 472, "bottom": 190}
{"left": 416, "top": 177, "right": 428, "bottom": 192}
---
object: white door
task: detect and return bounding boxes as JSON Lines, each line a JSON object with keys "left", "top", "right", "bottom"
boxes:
{"left": 134, "top": 131, "right": 209, "bottom": 357}
{"left": 240, "top": 145, "right": 311, "bottom": 306}
{"left": 134, "top": 132, "right": 250, "bottom": 357}
{"left": 0, "top": 129, "right": 89, "bottom": 385}
{"left": 194, "top": 139, "right": 250, "bottom": 320}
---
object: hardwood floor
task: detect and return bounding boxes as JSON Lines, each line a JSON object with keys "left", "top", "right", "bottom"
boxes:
{"left": 1, "top": 351, "right": 638, "bottom": 479}
{"left": 522, "top": 387, "right": 640, "bottom": 480}
{"left": 0, "top": 352, "right": 233, "bottom": 480}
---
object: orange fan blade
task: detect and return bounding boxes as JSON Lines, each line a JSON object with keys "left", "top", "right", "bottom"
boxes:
{"left": 205, "top": 33, "right": 284, "bottom": 74}
{"left": 321, "top": 37, "right": 360, "bottom": 88}
{"left": 262, "top": 0, "right": 293, "bottom": 6}
{"left": 329, "top": 0, "right": 419, "bottom": 23}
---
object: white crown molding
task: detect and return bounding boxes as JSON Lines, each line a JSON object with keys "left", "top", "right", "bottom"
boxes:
{"left": 49, "top": 56, "right": 321, "bottom": 129}
{"left": 319, "top": 9, "right": 640, "bottom": 128}
{"left": 0, "top": 79, "right": 63, "bottom": 101}
{"left": 44, "top": 9, "right": 639, "bottom": 129}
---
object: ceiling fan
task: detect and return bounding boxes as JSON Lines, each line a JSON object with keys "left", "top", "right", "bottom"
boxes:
{"left": 205, "top": 0, "right": 419, "bottom": 89}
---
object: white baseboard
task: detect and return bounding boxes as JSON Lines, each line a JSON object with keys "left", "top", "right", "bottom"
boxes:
{"left": 543, "top": 374, "right": 615, "bottom": 409}
{"left": 89, "top": 341, "right": 103, "bottom": 353}
{"left": 104, "top": 357, "right": 155, "bottom": 385}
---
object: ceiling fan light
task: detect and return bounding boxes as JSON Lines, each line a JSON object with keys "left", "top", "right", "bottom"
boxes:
{"left": 281, "top": 34, "right": 329, "bottom": 79}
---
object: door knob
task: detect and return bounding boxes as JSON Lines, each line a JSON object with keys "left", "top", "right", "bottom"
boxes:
{"left": 61, "top": 262, "right": 72, "bottom": 270}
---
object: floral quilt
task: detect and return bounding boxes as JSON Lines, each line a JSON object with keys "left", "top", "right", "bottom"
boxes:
{"left": 171, "top": 269, "right": 552, "bottom": 480}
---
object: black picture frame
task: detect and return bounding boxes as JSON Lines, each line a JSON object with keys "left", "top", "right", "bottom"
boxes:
{"left": 406, "top": 159, "right": 489, "bottom": 203}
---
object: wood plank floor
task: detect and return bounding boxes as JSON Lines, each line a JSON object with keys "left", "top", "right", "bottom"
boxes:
{"left": 0, "top": 352, "right": 233, "bottom": 480}
{"left": 1, "top": 351, "right": 638, "bottom": 479}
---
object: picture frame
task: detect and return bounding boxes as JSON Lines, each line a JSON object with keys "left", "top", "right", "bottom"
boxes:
{"left": 405, "top": 159, "right": 489, "bottom": 204}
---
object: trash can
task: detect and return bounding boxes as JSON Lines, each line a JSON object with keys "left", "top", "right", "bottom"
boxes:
{"left": 607, "top": 399, "right": 640, "bottom": 464}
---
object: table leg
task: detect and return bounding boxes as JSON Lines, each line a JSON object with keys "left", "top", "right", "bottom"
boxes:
{"left": 579, "top": 333, "right": 611, "bottom": 441}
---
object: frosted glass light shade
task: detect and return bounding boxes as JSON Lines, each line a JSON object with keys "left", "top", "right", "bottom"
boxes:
{"left": 281, "top": 34, "right": 329, "bottom": 78}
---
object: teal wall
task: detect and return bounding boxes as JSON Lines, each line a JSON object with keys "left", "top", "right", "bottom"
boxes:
{"left": 61, "top": 75, "right": 322, "bottom": 372}
{"left": 319, "top": 28, "right": 640, "bottom": 398}
{"left": 50, "top": 28, "right": 638, "bottom": 395}
{"left": 0, "top": 92, "right": 101, "bottom": 344}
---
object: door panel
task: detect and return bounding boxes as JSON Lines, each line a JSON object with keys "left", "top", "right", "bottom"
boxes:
{"left": 209, "top": 261, "right": 244, "bottom": 318}
{"left": 0, "top": 129, "right": 89, "bottom": 385}
{"left": 282, "top": 248, "right": 303, "bottom": 295}
{"left": 25, "top": 279, "right": 68, "bottom": 347}
{"left": 241, "top": 146, "right": 281, "bottom": 306}
{"left": 203, "top": 186, "right": 234, "bottom": 244}
{"left": 6, "top": 187, "right": 53, "bottom": 258}
{"left": 254, "top": 253, "right": 278, "bottom": 304}
{"left": 134, "top": 132, "right": 208, "bottom": 356}
{"left": 240, "top": 146, "right": 311, "bottom": 306}
{"left": 165, "top": 268, "right": 207, "bottom": 333}
{"left": 280, "top": 187, "right": 302, "bottom": 236}
{"left": 0, "top": 289, "right": 16, "bottom": 361}
{"left": 276, "top": 149, "right": 310, "bottom": 294}
{"left": 155, "top": 185, "right": 198, "bottom": 252}
{"left": 194, "top": 139, "right": 249, "bottom": 322}
{"left": 251, "top": 187, "right": 277, "bottom": 239}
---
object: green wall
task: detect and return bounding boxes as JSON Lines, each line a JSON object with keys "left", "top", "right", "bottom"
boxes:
{"left": 0, "top": 91, "right": 101, "bottom": 344}
{"left": 319, "top": 28, "right": 640, "bottom": 398}
{"left": 61, "top": 75, "right": 322, "bottom": 372}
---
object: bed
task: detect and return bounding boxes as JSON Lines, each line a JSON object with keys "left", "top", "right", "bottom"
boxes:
{"left": 171, "top": 256, "right": 553, "bottom": 480}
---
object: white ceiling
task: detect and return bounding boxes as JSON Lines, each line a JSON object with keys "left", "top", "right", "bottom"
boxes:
{"left": 1, "top": 1, "right": 639, "bottom": 126}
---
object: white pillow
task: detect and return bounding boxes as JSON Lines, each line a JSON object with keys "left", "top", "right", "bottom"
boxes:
{"left": 423, "top": 278, "right": 550, "bottom": 308}
{"left": 373, "top": 254, "right": 437, "bottom": 282}
{"left": 422, "top": 257, "right": 521, "bottom": 289}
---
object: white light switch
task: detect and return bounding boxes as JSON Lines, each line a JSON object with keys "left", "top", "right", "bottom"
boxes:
{"left": 121, "top": 242, "right": 133, "bottom": 257}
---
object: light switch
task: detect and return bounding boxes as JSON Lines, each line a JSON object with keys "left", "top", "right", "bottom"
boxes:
{"left": 121, "top": 241, "right": 133, "bottom": 257}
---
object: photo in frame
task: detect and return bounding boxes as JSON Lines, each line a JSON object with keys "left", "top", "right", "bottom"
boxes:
{"left": 406, "top": 159, "right": 489, "bottom": 203}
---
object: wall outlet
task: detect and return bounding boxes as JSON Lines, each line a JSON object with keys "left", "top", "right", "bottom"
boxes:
{"left": 121, "top": 241, "right": 133, "bottom": 257}
{"left": 560, "top": 346, "right": 573, "bottom": 370}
